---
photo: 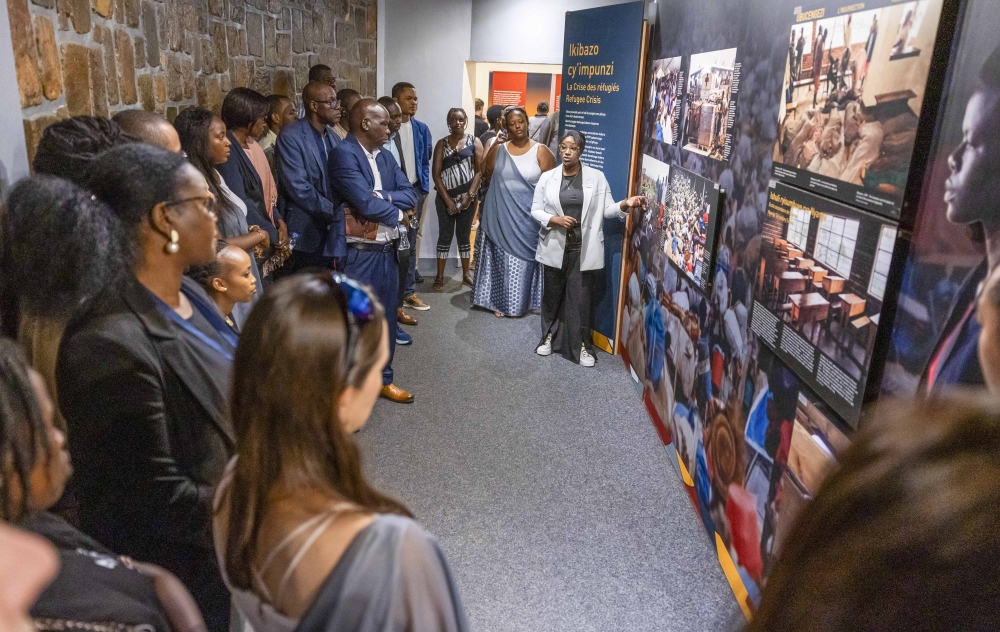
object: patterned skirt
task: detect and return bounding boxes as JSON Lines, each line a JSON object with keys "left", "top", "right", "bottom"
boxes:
{"left": 472, "top": 231, "right": 542, "bottom": 317}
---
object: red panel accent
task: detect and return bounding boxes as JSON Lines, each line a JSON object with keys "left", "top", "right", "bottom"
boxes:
{"left": 490, "top": 72, "right": 527, "bottom": 107}
{"left": 643, "top": 388, "right": 673, "bottom": 445}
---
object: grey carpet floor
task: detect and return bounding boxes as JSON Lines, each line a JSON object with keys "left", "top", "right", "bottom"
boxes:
{"left": 356, "top": 263, "right": 740, "bottom": 632}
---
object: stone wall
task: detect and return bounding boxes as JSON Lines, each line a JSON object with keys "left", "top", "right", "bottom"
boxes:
{"left": 8, "top": 0, "right": 378, "bottom": 162}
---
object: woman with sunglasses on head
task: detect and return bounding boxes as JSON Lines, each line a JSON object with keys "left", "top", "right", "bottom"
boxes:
{"left": 57, "top": 144, "right": 237, "bottom": 632}
{"left": 214, "top": 274, "right": 469, "bottom": 632}
{"left": 175, "top": 107, "right": 266, "bottom": 328}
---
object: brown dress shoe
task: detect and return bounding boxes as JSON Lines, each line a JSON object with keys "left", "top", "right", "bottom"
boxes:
{"left": 380, "top": 383, "right": 414, "bottom": 403}
{"left": 397, "top": 307, "right": 417, "bottom": 326}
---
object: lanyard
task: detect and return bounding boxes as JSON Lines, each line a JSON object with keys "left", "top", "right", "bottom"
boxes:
{"left": 151, "top": 288, "right": 237, "bottom": 362}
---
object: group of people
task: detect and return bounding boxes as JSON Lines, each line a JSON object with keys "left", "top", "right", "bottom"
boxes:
{"left": 0, "top": 65, "right": 474, "bottom": 632}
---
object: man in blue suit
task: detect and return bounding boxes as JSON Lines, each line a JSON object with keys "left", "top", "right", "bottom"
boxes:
{"left": 392, "top": 81, "right": 433, "bottom": 312}
{"left": 329, "top": 99, "right": 418, "bottom": 403}
{"left": 276, "top": 80, "right": 344, "bottom": 272}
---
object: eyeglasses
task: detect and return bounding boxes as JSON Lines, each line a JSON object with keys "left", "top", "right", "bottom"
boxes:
{"left": 331, "top": 273, "right": 377, "bottom": 374}
{"left": 310, "top": 98, "right": 340, "bottom": 108}
{"left": 166, "top": 194, "right": 218, "bottom": 218}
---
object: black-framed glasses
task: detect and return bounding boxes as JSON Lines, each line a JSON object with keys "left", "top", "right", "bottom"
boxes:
{"left": 310, "top": 98, "right": 340, "bottom": 108}
{"left": 331, "top": 273, "right": 377, "bottom": 374}
{"left": 166, "top": 194, "right": 218, "bottom": 217}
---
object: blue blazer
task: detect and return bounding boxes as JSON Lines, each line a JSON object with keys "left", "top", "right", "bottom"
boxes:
{"left": 410, "top": 117, "right": 432, "bottom": 194}
{"left": 275, "top": 118, "right": 342, "bottom": 257}
{"left": 327, "top": 134, "right": 418, "bottom": 252}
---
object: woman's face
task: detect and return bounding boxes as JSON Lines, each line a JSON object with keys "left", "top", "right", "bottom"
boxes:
{"left": 217, "top": 246, "right": 258, "bottom": 303}
{"left": 506, "top": 112, "right": 528, "bottom": 141}
{"left": 447, "top": 111, "right": 467, "bottom": 136}
{"left": 558, "top": 136, "right": 583, "bottom": 168}
{"left": 209, "top": 116, "right": 231, "bottom": 164}
{"left": 946, "top": 90, "right": 1000, "bottom": 228}
{"left": 25, "top": 369, "right": 72, "bottom": 514}
{"left": 978, "top": 268, "right": 1000, "bottom": 394}
{"left": 171, "top": 164, "right": 219, "bottom": 266}
{"left": 250, "top": 117, "right": 268, "bottom": 141}
{"left": 337, "top": 320, "right": 390, "bottom": 434}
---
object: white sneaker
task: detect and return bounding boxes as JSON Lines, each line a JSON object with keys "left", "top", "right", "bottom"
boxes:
{"left": 536, "top": 334, "right": 552, "bottom": 356}
{"left": 579, "top": 345, "right": 595, "bottom": 367}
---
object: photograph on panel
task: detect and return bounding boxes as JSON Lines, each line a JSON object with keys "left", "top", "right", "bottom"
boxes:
{"left": 646, "top": 56, "right": 685, "bottom": 146}
{"left": 663, "top": 165, "right": 722, "bottom": 292}
{"left": 772, "top": 0, "right": 946, "bottom": 215}
{"left": 681, "top": 48, "right": 738, "bottom": 161}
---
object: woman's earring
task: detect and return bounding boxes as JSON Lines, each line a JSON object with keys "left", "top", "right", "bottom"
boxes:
{"left": 165, "top": 229, "right": 180, "bottom": 254}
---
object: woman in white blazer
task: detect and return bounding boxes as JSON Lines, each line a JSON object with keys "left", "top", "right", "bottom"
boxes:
{"left": 530, "top": 130, "right": 645, "bottom": 366}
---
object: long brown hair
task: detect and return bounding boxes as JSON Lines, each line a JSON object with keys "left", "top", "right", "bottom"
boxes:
{"left": 221, "top": 273, "right": 410, "bottom": 588}
{"left": 749, "top": 392, "right": 1000, "bottom": 631}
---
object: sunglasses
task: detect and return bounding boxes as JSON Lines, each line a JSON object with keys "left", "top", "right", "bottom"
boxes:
{"left": 331, "top": 273, "right": 377, "bottom": 374}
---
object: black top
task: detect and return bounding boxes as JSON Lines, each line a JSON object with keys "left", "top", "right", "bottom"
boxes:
{"left": 474, "top": 116, "right": 489, "bottom": 139}
{"left": 23, "top": 512, "right": 172, "bottom": 632}
{"left": 560, "top": 170, "right": 584, "bottom": 252}
{"left": 56, "top": 274, "right": 236, "bottom": 628}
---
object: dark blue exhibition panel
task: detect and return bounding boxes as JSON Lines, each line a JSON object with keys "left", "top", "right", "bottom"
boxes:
{"left": 559, "top": 2, "right": 645, "bottom": 345}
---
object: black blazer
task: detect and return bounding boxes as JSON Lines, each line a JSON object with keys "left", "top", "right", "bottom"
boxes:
{"left": 56, "top": 274, "right": 235, "bottom": 566}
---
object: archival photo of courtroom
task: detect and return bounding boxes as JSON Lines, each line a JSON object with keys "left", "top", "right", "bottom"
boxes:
{"left": 752, "top": 183, "right": 899, "bottom": 423}
{"left": 772, "top": 0, "right": 946, "bottom": 216}
{"left": 681, "top": 48, "right": 738, "bottom": 161}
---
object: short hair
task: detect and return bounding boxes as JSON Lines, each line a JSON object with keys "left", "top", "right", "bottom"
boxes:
{"left": 32, "top": 116, "right": 128, "bottom": 186}
{"left": 308, "top": 64, "right": 332, "bottom": 81}
{"left": 186, "top": 239, "right": 229, "bottom": 292}
{"left": 0, "top": 338, "right": 47, "bottom": 521}
{"left": 376, "top": 96, "right": 398, "bottom": 111}
{"left": 536, "top": 101, "right": 549, "bottom": 114}
{"left": 113, "top": 110, "right": 174, "bottom": 148}
{"left": 486, "top": 104, "right": 504, "bottom": 124}
{"left": 749, "top": 392, "right": 1000, "bottom": 631}
{"left": 391, "top": 81, "right": 415, "bottom": 99}
{"left": 558, "top": 130, "right": 585, "bottom": 151}
{"left": 221, "top": 87, "right": 270, "bottom": 131}
{"left": 475, "top": 98, "right": 484, "bottom": 111}
{"left": 267, "top": 94, "right": 291, "bottom": 116}
{"left": 86, "top": 143, "right": 190, "bottom": 263}
{"left": 0, "top": 176, "right": 124, "bottom": 319}
{"left": 337, "top": 88, "right": 361, "bottom": 104}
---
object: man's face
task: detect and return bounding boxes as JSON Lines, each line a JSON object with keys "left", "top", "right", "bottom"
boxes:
{"left": 318, "top": 69, "right": 336, "bottom": 90}
{"left": 397, "top": 88, "right": 418, "bottom": 117}
{"left": 340, "top": 94, "right": 361, "bottom": 125}
{"left": 946, "top": 90, "right": 1000, "bottom": 227}
{"left": 385, "top": 103, "right": 403, "bottom": 135}
{"left": 272, "top": 98, "right": 296, "bottom": 131}
{"left": 313, "top": 85, "right": 340, "bottom": 127}
{"left": 361, "top": 105, "right": 391, "bottom": 147}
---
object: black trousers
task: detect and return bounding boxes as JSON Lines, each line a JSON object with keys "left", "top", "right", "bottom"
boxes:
{"left": 435, "top": 194, "right": 475, "bottom": 259}
{"left": 540, "top": 248, "right": 597, "bottom": 363}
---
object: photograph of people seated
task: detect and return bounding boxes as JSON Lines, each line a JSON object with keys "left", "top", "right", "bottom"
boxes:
{"left": 773, "top": 0, "right": 944, "bottom": 208}
{"left": 756, "top": 185, "right": 898, "bottom": 400}
{"left": 681, "top": 48, "right": 737, "bottom": 161}
{"left": 646, "top": 56, "right": 683, "bottom": 146}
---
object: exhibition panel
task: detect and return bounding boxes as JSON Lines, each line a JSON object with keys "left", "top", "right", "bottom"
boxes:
{"left": 612, "top": 0, "right": 965, "bottom": 616}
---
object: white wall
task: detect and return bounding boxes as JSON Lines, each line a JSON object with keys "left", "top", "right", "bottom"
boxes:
{"left": 0, "top": 0, "right": 31, "bottom": 192}
{"left": 470, "top": 0, "right": 639, "bottom": 64}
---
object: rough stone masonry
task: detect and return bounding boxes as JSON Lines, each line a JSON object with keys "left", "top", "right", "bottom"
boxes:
{"left": 7, "top": 0, "right": 378, "bottom": 163}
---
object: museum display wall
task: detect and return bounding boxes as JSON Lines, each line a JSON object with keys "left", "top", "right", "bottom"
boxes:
{"left": 595, "top": 0, "right": 989, "bottom": 616}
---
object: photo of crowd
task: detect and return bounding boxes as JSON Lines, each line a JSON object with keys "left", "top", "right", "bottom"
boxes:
{"left": 667, "top": 166, "right": 721, "bottom": 290}
{"left": 647, "top": 56, "right": 684, "bottom": 146}
{"left": 773, "top": 0, "right": 945, "bottom": 215}
{"left": 682, "top": 48, "right": 738, "bottom": 161}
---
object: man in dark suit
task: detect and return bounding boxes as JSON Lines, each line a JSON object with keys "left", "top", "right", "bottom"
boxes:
{"left": 276, "top": 81, "right": 344, "bottom": 272}
{"left": 329, "top": 100, "right": 418, "bottom": 403}
{"left": 392, "top": 81, "right": 433, "bottom": 311}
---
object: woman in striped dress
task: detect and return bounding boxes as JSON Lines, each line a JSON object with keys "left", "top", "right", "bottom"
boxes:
{"left": 432, "top": 108, "right": 484, "bottom": 289}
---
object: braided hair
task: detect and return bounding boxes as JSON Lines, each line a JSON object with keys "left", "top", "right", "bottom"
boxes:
{"left": 0, "top": 338, "right": 48, "bottom": 521}
{"left": 32, "top": 116, "right": 129, "bottom": 187}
